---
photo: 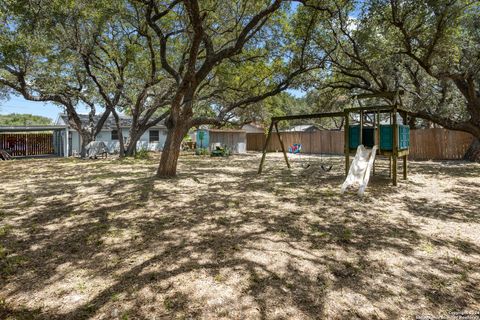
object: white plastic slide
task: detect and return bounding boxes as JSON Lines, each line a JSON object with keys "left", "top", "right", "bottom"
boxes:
{"left": 341, "top": 144, "right": 378, "bottom": 196}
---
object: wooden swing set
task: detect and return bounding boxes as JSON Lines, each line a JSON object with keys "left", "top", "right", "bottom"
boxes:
{"left": 257, "top": 91, "right": 411, "bottom": 186}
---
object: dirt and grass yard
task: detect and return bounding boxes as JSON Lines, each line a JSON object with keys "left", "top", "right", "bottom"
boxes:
{"left": 0, "top": 153, "right": 479, "bottom": 319}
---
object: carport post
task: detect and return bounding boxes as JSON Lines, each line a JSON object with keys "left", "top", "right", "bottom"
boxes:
{"left": 64, "top": 127, "right": 69, "bottom": 157}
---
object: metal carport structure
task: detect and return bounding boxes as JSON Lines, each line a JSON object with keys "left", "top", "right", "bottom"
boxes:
{"left": 0, "top": 125, "right": 69, "bottom": 158}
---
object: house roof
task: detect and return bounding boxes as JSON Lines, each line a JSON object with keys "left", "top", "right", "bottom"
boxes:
{"left": 285, "top": 125, "right": 321, "bottom": 132}
{"left": 57, "top": 114, "right": 166, "bottom": 130}
{"left": 197, "top": 128, "right": 246, "bottom": 133}
{"left": 208, "top": 129, "right": 246, "bottom": 133}
{"left": 0, "top": 125, "right": 67, "bottom": 132}
{"left": 242, "top": 123, "right": 264, "bottom": 129}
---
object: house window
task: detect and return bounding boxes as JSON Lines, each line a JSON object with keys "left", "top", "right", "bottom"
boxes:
{"left": 111, "top": 130, "right": 119, "bottom": 140}
{"left": 149, "top": 130, "right": 159, "bottom": 142}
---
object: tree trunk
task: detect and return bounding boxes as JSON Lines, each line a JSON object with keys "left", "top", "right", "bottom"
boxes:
{"left": 80, "top": 136, "right": 90, "bottom": 158}
{"left": 463, "top": 137, "right": 480, "bottom": 162}
{"left": 118, "top": 133, "right": 125, "bottom": 158}
{"left": 157, "top": 123, "right": 187, "bottom": 178}
{"left": 408, "top": 116, "right": 416, "bottom": 129}
{"left": 125, "top": 138, "right": 137, "bottom": 157}
{"left": 79, "top": 131, "right": 94, "bottom": 158}
{"left": 111, "top": 109, "right": 125, "bottom": 158}
{"left": 125, "top": 129, "right": 145, "bottom": 157}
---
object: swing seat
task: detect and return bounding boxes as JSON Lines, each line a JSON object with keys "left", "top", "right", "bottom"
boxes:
{"left": 321, "top": 164, "right": 333, "bottom": 172}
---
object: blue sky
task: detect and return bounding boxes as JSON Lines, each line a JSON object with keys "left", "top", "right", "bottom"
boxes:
{"left": 0, "top": 96, "right": 91, "bottom": 121}
{"left": 0, "top": 89, "right": 307, "bottom": 121}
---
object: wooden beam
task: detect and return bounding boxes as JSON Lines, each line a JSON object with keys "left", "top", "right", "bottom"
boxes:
{"left": 275, "top": 122, "right": 290, "bottom": 169}
{"left": 392, "top": 108, "right": 398, "bottom": 186}
{"left": 376, "top": 108, "right": 381, "bottom": 154}
{"left": 392, "top": 156, "right": 397, "bottom": 185}
{"left": 359, "top": 109, "right": 364, "bottom": 146}
{"left": 270, "top": 105, "right": 409, "bottom": 122}
{"left": 344, "top": 105, "right": 410, "bottom": 114}
{"left": 272, "top": 111, "right": 345, "bottom": 122}
{"left": 373, "top": 109, "right": 380, "bottom": 175}
{"left": 389, "top": 156, "right": 392, "bottom": 178}
{"left": 257, "top": 121, "right": 275, "bottom": 174}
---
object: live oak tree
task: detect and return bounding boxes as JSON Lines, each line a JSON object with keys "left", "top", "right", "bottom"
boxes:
{"left": 388, "top": 0, "right": 480, "bottom": 161}
{"left": 2, "top": 0, "right": 336, "bottom": 172}
{"left": 58, "top": 4, "right": 161, "bottom": 158}
{"left": 310, "top": 1, "right": 404, "bottom": 100}
{"left": 311, "top": 0, "right": 480, "bottom": 161}
{"left": 32, "top": 1, "right": 173, "bottom": 158}
{"left": 139, "top": 0, "right": 288, "bottom": 177}
{"left": 195, "top": 1, "right": 336, "bottom": 130}
{"left": 3, "top": 0, "right": 326, "bottom": 163}
{"left": 0, "top": 0, "right": 113, "bottom": 157}
{"left": 60, "top": 2, "right": 177, "bottom": 157}
{"left": 137, "top": 0, "right": 334, "bottom": 177}
{"left": 0, "top": 1, "right": 171, "bottom": 158}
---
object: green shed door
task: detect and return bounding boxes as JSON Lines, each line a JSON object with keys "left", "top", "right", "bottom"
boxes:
{"left": 349, "top": 125, "right": 360, "bottom": 149}
{"left": 380, "top": 125, "right": 410, "bottom": 151}
{"left": 399, "top": 125, "right": 410, "bottom": 150}
{"left": 380, "top": 125, "right": 393, "bottom": 151}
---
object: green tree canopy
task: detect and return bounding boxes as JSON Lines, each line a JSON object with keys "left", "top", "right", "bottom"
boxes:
{"left": 305, "top": 0, "right": 480, "bottom": 159}
{"left": 0, "top": 113, "right": 52, "bottom": 126}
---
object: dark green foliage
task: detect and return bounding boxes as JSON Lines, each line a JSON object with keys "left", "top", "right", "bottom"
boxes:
{"left": 134, "top": 149, "right": 150, "bottom": 160}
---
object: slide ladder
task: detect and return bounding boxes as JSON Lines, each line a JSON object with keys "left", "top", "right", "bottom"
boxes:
{"left": 341, "top": 145, "right": 378, "bottom": 196}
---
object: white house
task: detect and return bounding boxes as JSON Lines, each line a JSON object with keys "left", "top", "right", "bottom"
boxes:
{"left": 284, "top": 125, "right": 322, "bottom": 132}
{"left": 55, "top": 114, "right": 168, "bottom": 156}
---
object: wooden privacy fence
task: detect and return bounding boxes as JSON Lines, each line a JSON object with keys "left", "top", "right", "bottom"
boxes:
{"left": 247, "top": 131, "right": 344, "bottom": 154}
{"left": 409, "top": 128, "right": 474, "bottom": 160}
{"left": 247, "top": 128, "right": 474, "bottom": 160}
{"left": 0, "top": 133, "right": 54, "bottom": 157}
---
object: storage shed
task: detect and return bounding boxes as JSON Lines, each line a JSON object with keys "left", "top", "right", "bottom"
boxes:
{"left": 196, "top": 129, "right": 247, "bottom": 154}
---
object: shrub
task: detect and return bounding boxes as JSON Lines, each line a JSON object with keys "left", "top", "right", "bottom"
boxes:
{"left": 134, "top": 149, "right": 150, "bottom": 160}
{"left": 195, "top": 147, "right": 210, "bottom": 156}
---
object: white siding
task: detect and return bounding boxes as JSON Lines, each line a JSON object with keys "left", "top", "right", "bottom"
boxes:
{"left": 65, "top": 126, "right": 168, "bottom": 155}
{"left": 92, "top": 130, "right": 114, "bottom": 153}
{"left": 70, "top": 131, "right": 81, "bottom": 155}
{"left": 93, "top": 128, "right": 167, "bottom": 153}
{"left": 137, "top": 129, "right": 167, "bottom": 151}
{"left": 101, "top": 129, "right": 125, "bottom": 153}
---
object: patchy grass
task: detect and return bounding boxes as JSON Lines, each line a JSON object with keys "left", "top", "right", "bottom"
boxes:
{"left": 0, "top": 153, "right": 479, "bottom": 319}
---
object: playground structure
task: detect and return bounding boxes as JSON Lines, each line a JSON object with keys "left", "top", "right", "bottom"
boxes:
{"left": 257, "top": 91, "right": 411, "bottom": 187}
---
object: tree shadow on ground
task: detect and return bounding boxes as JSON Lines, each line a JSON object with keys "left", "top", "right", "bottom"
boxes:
{"left": 0, "top": 155, "right": 479, "bottom": 319}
